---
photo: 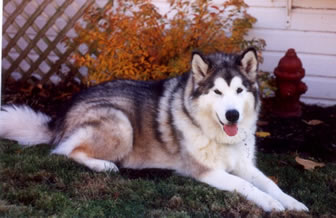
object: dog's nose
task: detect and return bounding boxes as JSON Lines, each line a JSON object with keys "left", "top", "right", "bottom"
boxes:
{"left": 225, "top": 110, "right": 239, "bottom": 123}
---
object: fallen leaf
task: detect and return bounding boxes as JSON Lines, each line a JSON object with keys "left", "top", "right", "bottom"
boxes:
{"left": 303, "top": 119, "right": 324, "bottom": 126}
{"left": 37, "top": 83, "right": 43, "bottom": 89}
{"left": 256, "top": 131, "right": 271, "bottom": 137}
{"left": 257, "top": 120, "right": 269, "bottom": 126}
{"left": 295, "top": 156, "right": 325, "bottom": 171}
{"left": 268, "top": 176, "right": 278, "bottom": 184}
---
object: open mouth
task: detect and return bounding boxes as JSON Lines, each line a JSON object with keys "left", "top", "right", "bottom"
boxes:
{"left": 216, "top": 113, "right": 238, "bottom": 137}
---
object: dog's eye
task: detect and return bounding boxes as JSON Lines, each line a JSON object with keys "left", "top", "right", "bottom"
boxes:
{"left": 214, "top": 89, "right": 222, "bottom": 95}
{"left": 236, "top": 88, "right": 243, "bottom": 94}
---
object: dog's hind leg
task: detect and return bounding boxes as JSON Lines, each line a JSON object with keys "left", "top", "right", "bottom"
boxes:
{"left": 69, "top": 144, "right": 119, "bottom": 172}
{"left": 52, "top": 109, "right": 133, "bottom": 172}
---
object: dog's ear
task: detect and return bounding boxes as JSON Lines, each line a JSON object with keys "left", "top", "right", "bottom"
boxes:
{"left": 237, "top": 47, "right": 258, "bottom": 82}
{"left": 191, "top": 51, "right": 210, "bottom": 83}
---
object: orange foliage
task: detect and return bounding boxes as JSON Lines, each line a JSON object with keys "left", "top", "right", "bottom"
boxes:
{"left": 69, "top": 0, "right": 265, "bottom": 85}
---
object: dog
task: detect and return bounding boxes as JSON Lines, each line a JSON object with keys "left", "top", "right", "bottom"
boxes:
{"left": 0, "top": 48, "right": 308, "bottom": 212}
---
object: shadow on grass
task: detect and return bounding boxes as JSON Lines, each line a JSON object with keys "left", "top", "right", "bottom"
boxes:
{"left": 1, "top": 139, "right": 335, "bottom": 217}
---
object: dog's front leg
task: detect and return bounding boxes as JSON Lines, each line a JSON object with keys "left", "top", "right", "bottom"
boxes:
{"left": 234, "top": 165, "right": 308, "bottom": 211}
{"left": 198, "top": 169, "right": 285, "bottom": 211}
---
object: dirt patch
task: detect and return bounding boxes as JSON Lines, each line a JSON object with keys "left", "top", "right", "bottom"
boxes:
{"left": 257, "top": 99, "right": 336, "bottom": 162}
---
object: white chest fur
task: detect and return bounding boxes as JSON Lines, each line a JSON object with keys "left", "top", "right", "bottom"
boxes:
{"left": 185, "top": 133, "right": 256, "bottom": 172}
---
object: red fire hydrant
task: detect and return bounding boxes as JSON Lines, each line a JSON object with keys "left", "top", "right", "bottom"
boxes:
{"left": 272, "top": 49, "right": 307, "bottom": 117}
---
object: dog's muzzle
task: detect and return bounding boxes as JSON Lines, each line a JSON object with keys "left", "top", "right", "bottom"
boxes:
{"left": 216, "top": 112, "right": 238, "bottom": 137}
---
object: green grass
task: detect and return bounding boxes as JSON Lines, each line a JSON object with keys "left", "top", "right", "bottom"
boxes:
{"left": 1, "top": 139, "right": 335, "bottom": 217}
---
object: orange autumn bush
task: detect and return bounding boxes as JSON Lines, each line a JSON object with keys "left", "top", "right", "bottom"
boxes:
{"left": 70, "top": 0, "right": 265, "bottom": 85}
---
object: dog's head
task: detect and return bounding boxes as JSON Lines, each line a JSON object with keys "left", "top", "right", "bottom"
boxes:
{"left": 190, "top": 48, "right": 260, "bottom": 144}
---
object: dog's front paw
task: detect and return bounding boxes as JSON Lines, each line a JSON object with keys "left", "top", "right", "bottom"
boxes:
{"left": 289, "top": 200, "right": 309, "bottom": 212}
{"left": 265, "top": 198, "right": 285, "bottom": 212}
{"left": 257, "top": 194, "right": 285, "bottom": 212}
{"left": 278, "top": 194, "right": 308, "bottom": 211}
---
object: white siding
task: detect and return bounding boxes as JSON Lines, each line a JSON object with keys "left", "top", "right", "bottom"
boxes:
{"left": 245, "top": 0, "right": 336, "bottom": 106}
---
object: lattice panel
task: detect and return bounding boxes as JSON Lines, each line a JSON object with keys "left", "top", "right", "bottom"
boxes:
{"left": 1, "top": 0, "right": 104, "bottom": 84}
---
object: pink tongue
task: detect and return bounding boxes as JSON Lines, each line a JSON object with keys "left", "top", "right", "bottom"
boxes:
{"left": 223, "top": 124, "right": 238, "bottom": 136}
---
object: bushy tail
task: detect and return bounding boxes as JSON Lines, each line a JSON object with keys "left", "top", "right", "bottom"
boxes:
{"left": 0, "top": 105, "right": 52, "bottom": 146}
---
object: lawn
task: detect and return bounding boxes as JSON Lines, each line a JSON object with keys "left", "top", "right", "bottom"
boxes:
{"left": 1, "top": 139, "right": 335, "bottom": 217}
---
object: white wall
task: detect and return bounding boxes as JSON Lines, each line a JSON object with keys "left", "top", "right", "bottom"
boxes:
{"left": 245, "top": 0, "right": 336, "bottom": 106}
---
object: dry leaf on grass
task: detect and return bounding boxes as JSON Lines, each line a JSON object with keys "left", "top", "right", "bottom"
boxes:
{"left": 257, "top": 120, "right": 269, "bottom": 126}
{"left": 295, "top": 156, "right": 325, "bottom": 171}
{"left": 256, "top": 131, "right": 271, "bottom": 137}
{"left": 303, "top": 119, "right": 324, "bottom": 126}
{"left": 268, "top": 176, "right": 278, "bottom": 184}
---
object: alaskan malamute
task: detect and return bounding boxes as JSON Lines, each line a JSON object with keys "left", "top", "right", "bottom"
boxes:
{"left": 0, "top": 48, "right": 308, "bottom": 211}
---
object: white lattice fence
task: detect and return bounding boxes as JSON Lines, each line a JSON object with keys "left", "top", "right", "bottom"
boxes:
{"left": 2, "top": 0, "right": 110, "bottom": 84}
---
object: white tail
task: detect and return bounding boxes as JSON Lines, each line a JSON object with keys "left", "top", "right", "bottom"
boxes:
{"left": 0, "top": 105, "right": 52, "bottom": 146}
